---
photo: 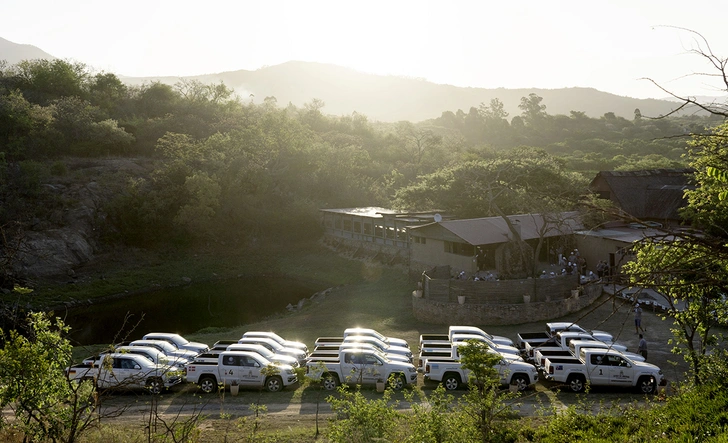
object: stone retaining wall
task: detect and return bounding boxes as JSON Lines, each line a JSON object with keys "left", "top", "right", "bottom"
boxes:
{"left": 412, "top": 283, "right": 603, "bottom": 326}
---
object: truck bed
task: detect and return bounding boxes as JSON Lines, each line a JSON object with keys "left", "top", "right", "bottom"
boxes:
{"left": 533, "top": 350, "right": 572, "bottom": 368}
{"left": 419, "top": 333, "right": 448, "bottom": 344}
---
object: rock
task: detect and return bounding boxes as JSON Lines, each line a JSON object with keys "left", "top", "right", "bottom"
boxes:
{"left": 182, "top": 277, "right": 192, "bottom": 284}
{"left": 286, "top": 303, "right": 295, "bottom": 311}
{"left": 297, "top": 299, "right": 306, "bottom": 309}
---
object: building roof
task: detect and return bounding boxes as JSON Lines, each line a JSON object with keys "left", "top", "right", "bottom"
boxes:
{"left": 319, "top": 207, "right": 451, "bottom": 223}
{"left": 590, "top": 169, "right": 694, "bottom": 221}
{"left": 410, "top": 212, "right": 582, "bottom": 246}
{"left": 319, "top": 207, "right": 400, "bottom": 218}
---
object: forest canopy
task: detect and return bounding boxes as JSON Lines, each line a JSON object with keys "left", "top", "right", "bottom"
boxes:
{"left": 0, "top": 59, "right": 718, "bottom": 247}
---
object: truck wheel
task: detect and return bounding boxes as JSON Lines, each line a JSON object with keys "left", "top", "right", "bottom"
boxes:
{"left": 443, "top": 373, "right": 461, "bottom": 391}
{"left": 566, "top": 375, "right": 586, "bottom": 393}
{"left": 322, "top": 373, "right": 339, "bottom": 391}
{"left": 511, "top": 374, "right": 529, "bottom": 391}
{"left": 388, "top": 374, "right": 405, "bottom": 391}
{"left": 266, "top": 376, "right": 283, "bottom": 392}
{"left": 198, "top": 376, "right": 217, "bottom": 394}
{"left": 146, "top": 377, "right": 164, "bottom": 395}
{"left": 637, "top": 376, "right": 656, "bottom": 394}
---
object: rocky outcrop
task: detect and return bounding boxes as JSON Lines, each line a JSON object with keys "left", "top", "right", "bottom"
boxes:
{"left": 10, "top": 158, "right": 151, "bottom": 279}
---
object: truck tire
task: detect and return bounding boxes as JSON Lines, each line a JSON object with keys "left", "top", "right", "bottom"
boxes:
{"left": 198, "top": 375, "right": 218, "bottom": 394}
{"left": 637, "top": 376, "right": 656, "bottom": 394}
{"left": 146, "top": 377, "right": 164, "bottom": 395}
{"left": 566, "top": 374, "right": 586, "bottom": 393}
{"left": 265, "top": 376, "right": 283, "bottom": 392}
{"left": 511, "top": 374, "right": 529, "bottom": 391}
{"left": 388, "top": 373, "right": 405, "bottom": 391}
{"left": 322, "top": 373, "right": 339, "bottom": 391}
{"left": 443, "top": 372, "right": 461, "bottom": 391}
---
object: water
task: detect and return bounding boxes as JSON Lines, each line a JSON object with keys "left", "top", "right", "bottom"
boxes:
{"left": 59, "top": 276, "right": 324, "bottom": 346}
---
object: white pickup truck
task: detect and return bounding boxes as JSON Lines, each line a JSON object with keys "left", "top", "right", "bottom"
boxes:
{"left": 450, "top": 334, "right": 522, "bottom": 357}
{"left": 569, "top": 340, "right": 645, "bottom": 363}
{"left": 340, "top": 336, "right": 413, "bottom": 362}
{"left": 312, "top": 342, "right": 411, "bottom": 363}
{"left": 142, "top": 332, "right": 209, "bottom": 354}
{"left": 67, "top": 353, "right": 183, "bottom": 394}
{"left": 518, "top": 322, "right": 615, "bottom": 360}
{"left": 343, "top": 327, "right": 410, "bottom": 349}
{"left": 543, "top": 348, "right": 663, "bottom": 393}
{"left": 185, "top": 351, "right": 297, "bottom": 393}
{"left": 423, "top": 350, "right": 539, "bottom": 391}
{"left": 419, "top": 326, "right": 514, "bottom": 348}
{"left": 531, "top": 331, "right": 627, "bottom": 368}
{"left": 306, "top": 348, "right": 418, "bottom": 390}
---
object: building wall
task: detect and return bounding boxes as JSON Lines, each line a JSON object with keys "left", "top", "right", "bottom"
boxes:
{"left": 575, "top": 235, "right": 633, "bottom": 275}
{"left": 410, "top": 239, "right": 477, "bottom": 275}
{"left": 412, "top": 284, "right": 602, "bottom": 325}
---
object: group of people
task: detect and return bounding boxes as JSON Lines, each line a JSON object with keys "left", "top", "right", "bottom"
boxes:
{"left": 557, "top": 249, "right": 588, "bottom": 276}
{"left": 453, "top": 270, "right": 497, "bottom": 281}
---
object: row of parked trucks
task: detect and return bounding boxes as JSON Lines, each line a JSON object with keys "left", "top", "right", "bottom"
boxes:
{"left": 67, "top": 323, "right": 665, "bottom": 395}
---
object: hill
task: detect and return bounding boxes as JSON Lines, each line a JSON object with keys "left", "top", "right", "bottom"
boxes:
{"left": 0, "top": 36, "right": 701, "bottom": 122}
{"left": 121, "top": 61, "right": 688, "bottom": 122}
{"left": 0, "top": 36, "right": 57, "bottom": 65}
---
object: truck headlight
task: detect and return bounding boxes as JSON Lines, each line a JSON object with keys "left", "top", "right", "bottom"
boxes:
{"left": 408, "top": 367, "right": 417, "bottom": 373}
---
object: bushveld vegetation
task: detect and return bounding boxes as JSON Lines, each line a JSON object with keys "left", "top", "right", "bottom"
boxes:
{"left": 2, "top": 29, "right": 728, "bottom": 440}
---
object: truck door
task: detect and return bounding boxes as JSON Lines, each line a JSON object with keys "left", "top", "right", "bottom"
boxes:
{"left": 588, "top": 353, "right": 611, "bottom": 386}
{"left": 101, "top": 357, "right": 143, "bottom": 389}
{"left": 360, "top": 353, "right": 384, "bottom": 384}
{"left": 238, "top": 355, "right": 263, "bottom": 387}
{"left": 341, "top": 353, "right": 366, "bottom": 384}
{"left": 605, "top": 354, "right": 633, "bottom": 387}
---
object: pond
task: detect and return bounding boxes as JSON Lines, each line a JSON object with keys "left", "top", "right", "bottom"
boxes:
{"left": 59, "top": 276, "right": 325, "bottom": 346}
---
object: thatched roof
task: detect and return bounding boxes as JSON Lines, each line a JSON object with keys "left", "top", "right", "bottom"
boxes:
{"left": 590, "top": 169, "right": 694, "bottom": 221}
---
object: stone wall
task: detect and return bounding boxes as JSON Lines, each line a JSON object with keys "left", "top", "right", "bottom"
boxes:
{"left": 422, "top": 273, "right": 580, "bottom": 304}
{"left": 412, "top": 282, "right": 602, "bottom": 326}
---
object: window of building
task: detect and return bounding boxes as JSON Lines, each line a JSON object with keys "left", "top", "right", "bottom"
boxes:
{"left": 353, "top": 221, "right": 361, "bottom": 233}
{"left": 343, "top": 219, "right": 352, "bottom": 231}
{"left": 363, "top": 223, "right": 372, "bottom": 235}
{"left": 374, "top": 224, "right": 383, "bottom": 237}
{"left": 334, "top": 217, "right": 342, "bottom": 229}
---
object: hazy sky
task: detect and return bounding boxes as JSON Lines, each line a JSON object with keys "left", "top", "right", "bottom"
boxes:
{"left": 2, "top": 0, "right": 726, "bottom": 99}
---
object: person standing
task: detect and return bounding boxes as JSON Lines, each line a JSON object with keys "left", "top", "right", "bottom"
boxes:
{"left": 638, "top": 334, "right": 648, "bottom": 359}
{"left": 634, "top": 303, "right": 645, "bottom": 334}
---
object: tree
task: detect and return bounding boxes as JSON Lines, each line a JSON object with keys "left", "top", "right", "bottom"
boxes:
{"left": 395, "top": 147, "right": 586, "bottom": 276}
{"left": 623, "top": 241, "right": 728, "bottom": 385}
{"left": 623, "top": 30, "right": 728, "bottom": 386}
{"left": 681, "top": 122, "right": 728, "bottom": 237}
{"left": 518, "top": 93, "right": 547, "bottom": 127}
{"left": 0, "top": 311, "right": 102, "bottom": 443}
{"left": 456, "top": 340, "right": 520, "bottom": 442}
{"left": 393, "top": 121, "right": 444, "bottom": 180}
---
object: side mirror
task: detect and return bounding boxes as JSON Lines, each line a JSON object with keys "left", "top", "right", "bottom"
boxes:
{"left": 254, "top": 362, "right": 261, "bottom": 368}
{"left": 133, "top": 364, "right": 142, "bottom": 370}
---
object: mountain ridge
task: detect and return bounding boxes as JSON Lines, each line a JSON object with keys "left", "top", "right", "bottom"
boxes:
{"left": 0, "top": 37, "right": 701, "bottom": 122}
